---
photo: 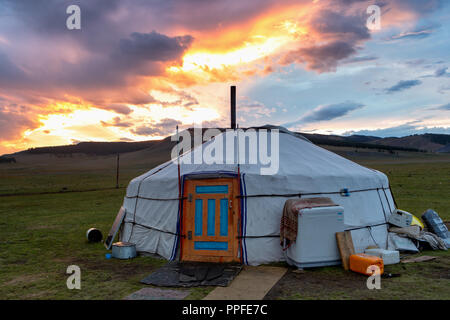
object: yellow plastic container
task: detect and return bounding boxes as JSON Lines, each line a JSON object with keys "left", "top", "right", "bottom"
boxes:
{"left": 411, "top": 215, "right": 425, "bottom": 229}
{"left": 349, "top": 253, "right": 384, "bottom": 275}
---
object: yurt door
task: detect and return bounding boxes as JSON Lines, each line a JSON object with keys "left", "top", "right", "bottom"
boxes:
{"left": 181, "top": 178, "right": 240, "bottom": 262}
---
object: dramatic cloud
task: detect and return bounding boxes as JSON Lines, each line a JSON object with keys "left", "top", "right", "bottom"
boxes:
{"left": 0, "top": 30, "right": 193, "bottom": 91}
{"left": 99, "top": 104, "right": 133, "bottom": 115}
{"left": 238, "top": 99, "right": 276, "bottom": 119}
{"left": 282, "top": 41, "right": 357, "bottom": 73}
{"left": 0, "top": 104, "right": 39, "bottom": 140}
{"left": 385, "top": 80, "right": 422, "bottom": 93}
{"left": 434, "top": 67, "right": 450, "bottom": 77}
{"left": 311, "top": 9, "right": 370, "bottom": 41}
{"left": 280, "top": 8, "right": 371, "bottom": 72}
{"left": 389, "top": 28, "right": 435, "bottom": 41}
{"left": 100, "top": 116, "right": 133, "bottom": 128}
{"left": 344, "top": 122, "right": 450, "bottom": 138}
{"left": 435, "top": 103, "right": 450, "bottom": 111}
{"left": 285, "top": 101, "right": 365, "bottom": 127}
{"left": 117, "top": 32, "right": 193, "bottom": 62}
{"left": 131, "top": 118, "right": 182, "bottom": 137}
{"left": 0, "top": 0, "right": 448, "bottom": 153}
{"left": 342, "top": 55, "right": 378, "bottom": 64}
{"left": 0, "top": 52, "right": 26, "bottom": 85}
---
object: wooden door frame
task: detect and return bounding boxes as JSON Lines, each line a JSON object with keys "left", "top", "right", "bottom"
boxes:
{"left": 180, "top": 176, "right": 241, "bottom": 263}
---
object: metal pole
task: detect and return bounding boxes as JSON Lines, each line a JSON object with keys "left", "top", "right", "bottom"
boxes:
{"left": 116, "top": 153, "right": 120, "bottom": 189}
{"left": 231, "top": 86, "right": 236, "bottom": 129}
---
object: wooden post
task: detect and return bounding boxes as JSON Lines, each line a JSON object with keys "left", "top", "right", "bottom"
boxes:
{"left": 116, "top": 153, "right": 120, "bottom": 189}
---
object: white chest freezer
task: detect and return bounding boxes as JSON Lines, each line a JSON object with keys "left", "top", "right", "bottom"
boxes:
{"left": 285, "top": 206, "right": 345, "bottom": 268}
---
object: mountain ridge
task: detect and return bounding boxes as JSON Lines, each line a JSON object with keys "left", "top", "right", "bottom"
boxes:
{"left": 2, "top": 131, "right": 450, "bottom": 158}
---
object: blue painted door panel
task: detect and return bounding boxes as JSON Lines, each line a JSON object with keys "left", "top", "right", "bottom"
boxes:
{"left": 196, "top": 185, "right": 228, "bottom": 194}
{"left": 194, "top": 199, "right": 203, "bottom": 236}
{"left": 192, "top": 184, "right": 231, "bottom": 252}
{"left": 194, "top": 241, "right": 228, "bottom": 250}
{"left": 220, "top": 199, "right": 228, "bottom": 236}
{"left": 207, "top": 199, "right": 216, "bottom": 236}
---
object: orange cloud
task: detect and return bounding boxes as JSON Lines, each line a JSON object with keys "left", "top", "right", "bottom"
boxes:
{"left": 1, "top": 0, "right": 443, "bottom": 154}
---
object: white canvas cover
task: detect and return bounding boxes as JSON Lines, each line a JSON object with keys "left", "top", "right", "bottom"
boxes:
{"left": 120, "top": 128, "right": 396, "bottom": 265}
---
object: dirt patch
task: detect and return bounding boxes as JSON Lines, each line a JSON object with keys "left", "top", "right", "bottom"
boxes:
{"left": 264, "top": 268, "right": 367, "bottom": 300}
{"left": 3, "top": 273, "right": 48, "bottom": 286}
{"left": 53, "top": 256, "right": 162, "bottom": 281}
{"left": 423, "top": 265, "right": 450, "bottom": 280}
{"left": 23, "top": 290, "right": 54, "bottom": 299}
{"left": 265, "top": 255, "right": 450, "bottom": 300}
{"left": 419, "top": 256, "right": 450, "bottom": 280}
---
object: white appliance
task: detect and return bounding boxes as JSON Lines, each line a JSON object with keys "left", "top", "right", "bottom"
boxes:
{"left": 285, "top": 206, "right": 345, "bottom": 268}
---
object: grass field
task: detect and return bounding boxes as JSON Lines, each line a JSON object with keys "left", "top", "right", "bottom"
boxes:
{"left": 0, "top": 149, "right": 449, "bottom": 300}
{"left": 360, "top": 160, "right": 450, "bottom": 220}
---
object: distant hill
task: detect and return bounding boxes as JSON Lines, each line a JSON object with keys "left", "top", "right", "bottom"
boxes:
{"left": 303, "top": 133, "right": 450, "bottom": 153}
{"left": 436, "top": 143, "right": 450, "bottom": 153}
{"left": 0, "top": 156, "right": 16, "bottom": 163}
{"left": 301, "top": 133, "right": 422, "bottom": 152}
{"left": 4, "top": 129, "right": 450, "bottom": 158}
{"left": 371, "top": 135, "right": 440, "bottom": 152}
{"left": 18, "top": 140, "right": 160, "bottom": 156}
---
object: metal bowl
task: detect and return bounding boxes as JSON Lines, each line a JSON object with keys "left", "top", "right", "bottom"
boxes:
{"left": 86, "top": 228, "right": 103, "bottom": 243}
{"left": 111, "top": 242, "right": 137, "bottom": 259}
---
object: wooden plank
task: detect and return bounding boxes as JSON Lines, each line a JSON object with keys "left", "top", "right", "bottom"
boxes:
{"left": 344, "top": 231, "right": 355, "bottom": 255}
{"left": 104, "top": 206, "right": 126, "bottom": 250}
{"left": 336, "top": 231, "right": 355, "bottom": 270}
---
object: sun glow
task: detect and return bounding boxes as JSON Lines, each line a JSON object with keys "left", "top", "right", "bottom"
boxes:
{"left": 168, "top": 6, "right": 311, "bottom": 76}
{"left": 1, "top": 4, "right": 316, "bottom": 154}
{"left": 173, "top": 36, "right": 291, "bottom": 73}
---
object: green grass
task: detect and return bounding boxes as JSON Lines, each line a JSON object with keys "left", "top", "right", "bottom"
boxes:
{"left": 362, "top": 161, "right": 450, "bottom": 220}
{"left": 0, "top": 189, "right": 162, "bottom": 299}
{"left": 0, "top": 167, "right": 142, "bottom": 195}
{"left": 269, "top": 251, "right": 450, "bottom": 300}
{"left": 0, "top": 151, "right": 449, "bottom": 299}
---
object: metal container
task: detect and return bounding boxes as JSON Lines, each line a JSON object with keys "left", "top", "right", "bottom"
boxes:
{"left": 86, "top": 228, "right": 103, "bottom": 243}
{"left": 111, "top": 242, "right": 137, "bottom": 259}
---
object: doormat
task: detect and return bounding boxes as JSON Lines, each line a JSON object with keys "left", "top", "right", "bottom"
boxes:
{"left": 124, "top": 287, "right": 190, "bottom": 300}
{"left": 140, "top": 261, "right": 243, "bottom": 287}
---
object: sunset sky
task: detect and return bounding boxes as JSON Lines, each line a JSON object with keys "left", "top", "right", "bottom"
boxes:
{"left": 0, "top": 0, "right": 449, "bottom": 155}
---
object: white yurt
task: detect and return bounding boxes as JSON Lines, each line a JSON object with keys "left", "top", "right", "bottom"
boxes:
{"left": 119, "top": 126, "right": 396, "bottom": 266}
